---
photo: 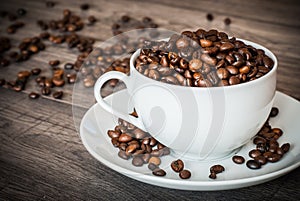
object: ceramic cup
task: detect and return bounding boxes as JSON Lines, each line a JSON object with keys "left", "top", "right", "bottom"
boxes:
{"left": 94, "top": 39, "right": 277, "bottom": 161}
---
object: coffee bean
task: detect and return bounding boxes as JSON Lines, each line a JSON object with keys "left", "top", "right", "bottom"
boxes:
{"left": 46, "top": 1, "right": 55, "bottom": 7}
{"left": 200, "top": 39, "right": 213, "bottom": 48}
{"left": 232, "top": 155, "right": 245, "bottom": 164}
{"left": 118, "top": 133, "right": 132, "bottom": 143}
{"left": 249, "top": 149, "right": 262, "bottom": 158}
{"left": 189, "top": 59, "right": 203, "bottom": 72}
{"left": 64, "top": 63, "right": 74, "bottom": 70}
{"left": 224, "top": 18, "right": 231, "bottom": 25}
{"left": 210, "top": 165, "right": 225, "bottom": 173}
{"left": 201, "top": 54, "right": 217, "bottom": 66}
{"left": 269, "top": 107, "right": 279, "bottom": 117}
{"left": 216, "top": 68, "right": 230, "bottom": 80}
{"left": 176, "top": 37, "right": 189, "bottom": 49}
{"left": 52, "top": 77, "right": 65, "bottom": 87}
{"left": 152, "top": 168, "right": 166, "bottom": 176}
{"left": 254, "top": 155, "right": 267, "bottom": 165}
{"left": 253, "top": 136, "right": 267, "bottom": 145}
{"left": 206, "top": 13, "right": 214, "bottom": 21}
{"left": 80, "top": 3, "right": 90, "bottom": 10}
{"left": 171, "top": 159, "right": 184, "bottom": 172}
{"left": 132, "top": 156, "right": 144, "bottom": 166}
{"left": 148, "top": 156, "right": 161, "bottom": 166}
{"left": 41, "top": 87, "right": 51, "bottom": 95}
{"left": 228, "top": 76, "right": 240, "bottom": 85}
{"left": 179, "top": 170, "right": 191, "bottom": 179}
{"left": 17, "top": 8, "right": 26, "bottom": 16}
{"left": 118, "top": 150, "right": 129, "bottom": 160}
{"left": 53, "top": 91, "right": 63, "bottom": 99}
{"left": 148, "top": 163, "right": 158, "bottom": 171}
{"left": 220, "top": 42, "right": 235, "bottom": 52}
{"left": 49, "top": 60, "right": 60, "bottom": 67}
{"left": 29, "top": 92, "right": 40, "bottom": 99}
{"left": 267, "top": 153, "right": 281, "bottom": 163}
{"left": 107, "top": 130, "right": 120, "bottom": 138}
{"left": 31, "top": 68, "right": 41, "bottom": 75}
{"left": 246, "top": 160, "right": 261, "bottom": 169}
{"left": 88, "top": 16, "right": 97, "bottom": 24}
{"left": 209, "top": 172, "right": 217, "bottom": 179}
{"left": 281, "top": 143, "right": 290, "bottom": 153}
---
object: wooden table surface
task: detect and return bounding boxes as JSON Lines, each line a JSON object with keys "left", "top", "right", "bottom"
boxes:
{"left": 0, "top": 0, "right": 299, "bottom": 200}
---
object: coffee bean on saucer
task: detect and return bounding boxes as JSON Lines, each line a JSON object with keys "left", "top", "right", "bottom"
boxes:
{"left": 132, "top": 156, "right": 144, "bottom": 166}
{"left": 254, "top": 155, "right": 267, "bottom": 165}
{"left": 171, "top": 159, "right": 184, "bottom": 172}
{"left": 148, "top": 163, "right": 158, "bottom": 171}
{"left": 210, "top": 165, "right": 225, "bottom": 174}
{"left": 249, "top": 149, "right": 261, "bottom": 158}
{"left": 148, "top": 156, "right": 161, "bottom": 166}
{"left": 281, "top": 143, "right": 290, "bottom": 153}
{"left": 29, "top": 92, "right": 40, "bottom": 99}
{"left": 118, "top": 150, "right": 129, "bottom": 160}
{"left": 209, "top": 172, "right": 217, "bottom": 179}
{"left": 269, "top": 107, "right": 279, "bottom": 117}
{"left": 80, "top": 3, "right": 90, "bottom": 10}
{"left": 179, "top": 170, "right": 191, "bottom": 179}
{"left": 152, "top": 168, "right": 166, "bottom": 177}
{"left": 232, "top": 155, "right": 245, "bottom": 164}
{"left": 246, "top": 160, "right": 261, "bottom": 169}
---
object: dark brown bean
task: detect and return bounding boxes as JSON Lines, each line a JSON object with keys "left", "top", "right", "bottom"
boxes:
{"left": 269, "top": 107, "right": 279, "bottom": 117}
{"left": 232, "top": 155, "right": 245, "bottom": 164}
{"left": 152, "top": 168, "right": 166, "bottom": 176}
{"left": 41, "top": 87, "right": 51, "bottom": 95}
{"left": 29, "top": 92, "right": 40, "bottom": 99}
{"left": 118, "top": 133, "right": 132, "bottom": 143}
{"left": 254, "top": 155, "right": 267, "bottom": 165}
{"left": 281, "top": 143, "right": 290, "bottom": 153}
{"left": 200, "top": 39, "right": 213, "bottom": 47}
{"left": 171, "top": 159, "right": 184, "bottom": 172}
{"left": 228, "top": 76, "right": 240, "bottom": 85}
{"left": 118, "top": 150, "right": 129, "bottom": 160}
{"left": 249, "top": 149, "right": 262, "bottom": 158}
{"left": 267, "top": 153, "right": 281, "bottom": 163}
{"left": 201, "top": 54, "right": 217, "bottom": 66}
{"left": 179, "top": 170, "right": 191, "bottom": 179}
{"left": 53, "top": 91, "right": 63, "bottom": 99}
{"left": 246, "top": 160, "right": 261, "bottom": 169}
{"left": 209, "top": 172, "right": 217, "bottom": 179}
{"left": 210, "top": 165, "right": 225, "bottom": 173}
{"left": 216, "top": 68, "right": 230, "bottom": 80}
{"left": 220, "top": 42, "right": 235, "bottom": 51}
{"left": 132, "top": 156, "right": 144, "bottom": 166}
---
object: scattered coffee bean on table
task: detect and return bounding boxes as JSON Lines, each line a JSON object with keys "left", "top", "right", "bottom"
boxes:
{"left": 224, "top": 17, "right": 231, "bottom": 25}
{"left": 53, "top": 91, "right": 63, "bottom": 99}
{"left": 206, "top": 13, "right": 214, "bottom": 21}
{"left": 28, "top": 92, "right": 40, "bottom": 99}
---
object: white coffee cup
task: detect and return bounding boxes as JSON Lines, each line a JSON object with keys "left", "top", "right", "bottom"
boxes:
{"left": 94, "top": 39, "right": 277, "bottom": 160}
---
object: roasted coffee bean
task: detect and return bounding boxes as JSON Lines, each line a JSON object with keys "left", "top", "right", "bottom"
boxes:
{"left": 118, "top": 150, "right": 129, "bottom": 160}
{"left": 201, "top": 54, "right": 217, "bottom": 66}
{"left": 17, "top": 8, "right": 26, "bottom": 16}
{"left": 49, "top": 60, "right": 60, "bottom": 67}
{"left": 148, "top": 156, "right": 161, "bottom": 166}
{"left": 281, "top": 143, "right": 290, "bottom": 153}
{"left": 31, "top": 68, "right": 41, "bottom": 75}
{"left": 269, "top": 107, "right": 279, "bottom": 117}
{"left": 209, "top": 172, "right": 217, "bottom": 179}
{"left": 216, "top": 68, "right": 229, "bottom": 80}
{"left": 152, "top": 168, "right": 166, "bottom": 176}
{"left": 210, "top": 165, "right": 225, "bottom": 173}
{"left": 46, "top": 1, "right": 55, "bottom": 7}
{"left": 29, "top": 92, "right": 40, "bottom": 99}
{"left": 148, "top": 163, "right": 158, "bottom": 171}
{"left": 254, "top": 155, "right": 267, "bottom": 165}
{"left": 118, "top": 133, "right": 132, "bottom": 143}
{"left": 80, "top": 3, "right": 90, "bottom": 10}
{"left": 224, "top": 18, "right": 231, "bottom": 25}
{"left": 179, "top": 170, "right": 191, "bottom": 179}
{"left": 246, "top": 160, "right": 261, "bottom": 169}
{"left": 52, "top": 77, "right": 65, "bottom": 87}
{"left": 189, "top": 59, "right": 202, "bottom": 72}
{"left": 256, "top": 143, "right": 267, "bottom": 153}
{"left": 88, "top": 16, "right": 97, "bottom": 24}
{"left": 228, "top": 76, "right": 240, "bottom": 85}
{"left": 200, "top": 39, "right": 213, "bottom": 48}
{"left": 53, "top": 91, "right": 63, "bottom": 99}
{"left": 132, "top": 156, "right": 144, "bottom": 166}
{"left": 220, "top": 42, "right": 234, "bottom": 52}
{"left": 41, "top": 87, "right": 51, "bottom": 95}
{"left": 64, "top": 63, "right": 74, "bottom": 70}
{"left": 267, "top": 153, "right": 281, "bottom": 162}
{"left": 171, "top": 159, "right": 184, "bottom": 172}
{"left": 107, "top": 130, "right": 120, "bottom": 138}
{"left": 232, "top": 155, "right": 245, "bottom": 164}
{"left": 249, "top": 149, "right": 262, "bottom": 158}
{"left": 206, "top": 13, "right": 214, "bottom": 21}
{"left": 176, "top": 37, "right": 189, "bottom": 49}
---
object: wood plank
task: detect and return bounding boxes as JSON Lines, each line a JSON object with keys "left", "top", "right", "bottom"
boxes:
{"left": 0, "top": 87, "right": 300, "bottom": 200}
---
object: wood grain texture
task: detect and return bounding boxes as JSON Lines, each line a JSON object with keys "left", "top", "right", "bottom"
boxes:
{"left": 0, "top": 0, "right": 300, "bottom": 200}
{"left": 0, "top": 88, "right": 300, "bottom": 200}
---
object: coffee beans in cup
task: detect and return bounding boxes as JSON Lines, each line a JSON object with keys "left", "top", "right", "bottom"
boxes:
{"left": 135, "top": 29, "right": 274, "bottom": 87}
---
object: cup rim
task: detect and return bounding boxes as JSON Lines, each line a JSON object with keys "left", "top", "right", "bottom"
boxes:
{"left": 129, "top": 38, "right": 278, "bottom": 90}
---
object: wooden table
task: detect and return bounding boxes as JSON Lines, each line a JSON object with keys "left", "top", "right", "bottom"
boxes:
{"left": 1, "top": 0, "right": 299, "bottom": 200}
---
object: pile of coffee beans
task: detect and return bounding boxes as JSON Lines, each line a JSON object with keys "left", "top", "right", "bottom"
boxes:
{"left": 135, "top": 29, "right": 274, "bottom": 87}
{"left": 232, "top": 107, "right": 290, "bottom": 170}
{"left": 107, "top": 117, "right": 170, "bottom": 176}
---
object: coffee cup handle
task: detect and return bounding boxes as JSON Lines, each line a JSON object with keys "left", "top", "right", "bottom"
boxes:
{"left": 94, "top": 71, "right": 146, "bottom": 131}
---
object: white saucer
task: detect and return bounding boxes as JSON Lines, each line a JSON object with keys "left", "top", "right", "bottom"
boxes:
{"left": 80, "top": 90, "right": 300, "bottom": 191}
